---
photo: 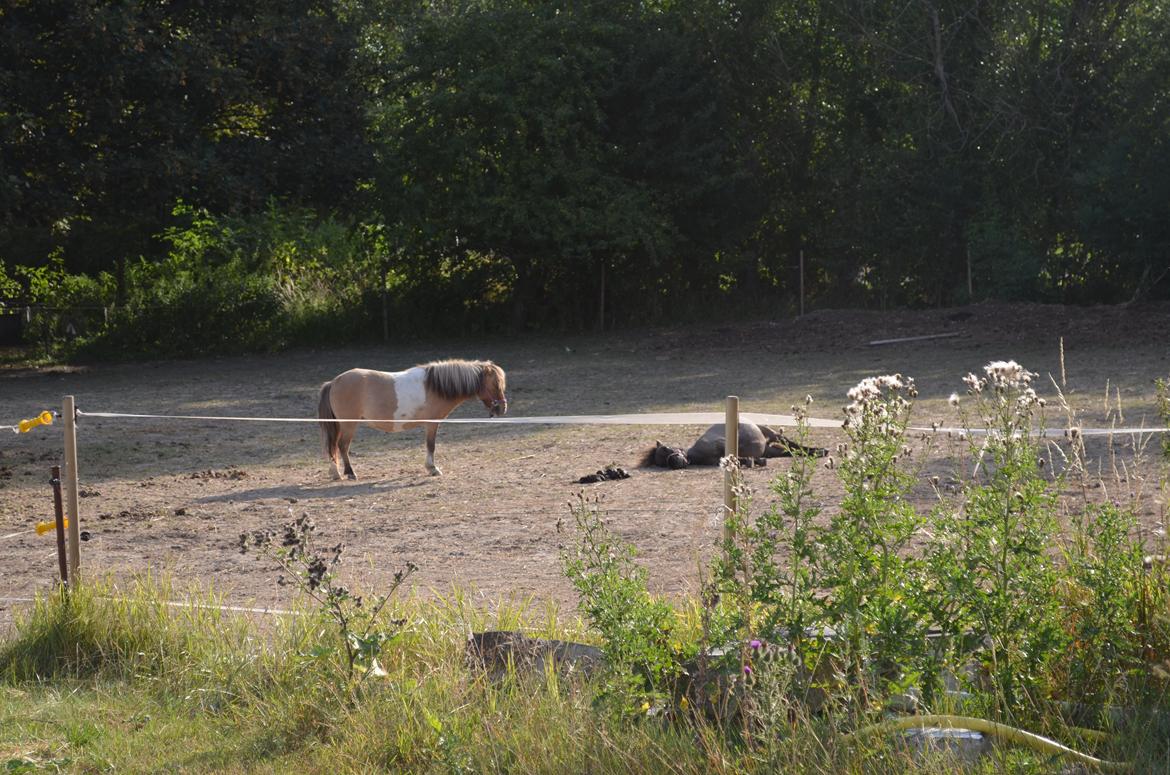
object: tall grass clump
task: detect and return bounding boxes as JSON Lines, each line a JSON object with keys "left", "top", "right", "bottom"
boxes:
{"left": 0, "top": 576, "right": 258, "bottom": 685}
{"left": 1, "top": 577, "right": 750, "bottom": 773}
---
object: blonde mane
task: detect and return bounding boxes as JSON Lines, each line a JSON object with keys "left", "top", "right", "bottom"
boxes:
{"left": 423, "top": 359, "right": 496, "bottom": 400}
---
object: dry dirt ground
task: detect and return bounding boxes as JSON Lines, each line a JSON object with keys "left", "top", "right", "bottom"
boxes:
{"left": 1, "top": 302, "right": 1168, "bottom": 629}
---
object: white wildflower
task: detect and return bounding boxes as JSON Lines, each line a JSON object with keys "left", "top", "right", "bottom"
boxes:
{"left": 847, "top": 378, "right": 882, "bottom": 403}
{"left": 948, "top": 393, "right": 960, "bottom": 407}
{"left": 983, "top": 360, "right": 1037, "bottom": 391}
{"left": 1015, "top": 387, "right": 1042, "bottom": 411}
{"left": 844, "top": 374, "right": 915, "bottom": 432}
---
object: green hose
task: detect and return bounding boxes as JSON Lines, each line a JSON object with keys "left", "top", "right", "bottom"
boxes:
{"left": 855, "top": 714, "right": 1132, "bottom": 773}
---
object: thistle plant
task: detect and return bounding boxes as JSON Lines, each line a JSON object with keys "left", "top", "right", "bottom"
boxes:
{"left": 819, "top": 374, "right": 928, "bottom": 702}
{"left": 561, "top": 496, "right": 687, "bottom": 716}
{"left": 712, "top": 399, "right": 826, "bottom": 709}
{"left": 239, "top": 514, "right": 416, "bottom": 688}
{"left": 929, "top": 361, "right": 1063, "bottom": 716}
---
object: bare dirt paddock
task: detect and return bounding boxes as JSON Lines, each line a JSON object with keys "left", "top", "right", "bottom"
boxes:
{"left": 2, "top": 303, "right": 1168, "bottom": 629}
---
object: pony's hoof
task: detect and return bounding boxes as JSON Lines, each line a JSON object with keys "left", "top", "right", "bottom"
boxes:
{"left": 428, "top": 466, "right": 443, "bottom": 476}
{"left": 346, "top": 472, "right": 357, "bottom": 481}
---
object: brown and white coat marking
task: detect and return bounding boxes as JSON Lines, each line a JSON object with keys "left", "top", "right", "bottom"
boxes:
{"left": 318, "top": 359, "right": 507, "bottom": 478}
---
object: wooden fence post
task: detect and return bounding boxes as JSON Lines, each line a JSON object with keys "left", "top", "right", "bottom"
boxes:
{"left": 799, "top": 250, "right": 805, "bottom": 317}
{"left": 62, "top": 396, "right": 81, "bottom": 583}
{"left": 723, "top": 395, "right": 739, "bottom": 543}
{"left": 50, "top": 466, "right": 69, "bottom": 586}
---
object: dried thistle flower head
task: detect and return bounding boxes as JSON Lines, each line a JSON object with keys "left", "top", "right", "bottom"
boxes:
{"left": 984, "top": 360, "right": 1037, "bottom": 391}
{"left": 844, "top": 374, "right": 915, "bottom": 431}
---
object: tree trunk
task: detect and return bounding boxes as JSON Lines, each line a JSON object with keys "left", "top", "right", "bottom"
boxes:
{"left": 596, "top": 260, "right": 606, "bottom": 332}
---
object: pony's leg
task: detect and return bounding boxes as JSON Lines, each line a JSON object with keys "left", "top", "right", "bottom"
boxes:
{"left": 425, "top": 424, "right": 442, "bottom": 476}
{"left": 338, "top": 422, "right": 359, "bottom": 480}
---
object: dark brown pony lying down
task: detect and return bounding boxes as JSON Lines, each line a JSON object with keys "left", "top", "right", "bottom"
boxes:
{"left": 644, "top": 423, "right": 827, "bottom": 468}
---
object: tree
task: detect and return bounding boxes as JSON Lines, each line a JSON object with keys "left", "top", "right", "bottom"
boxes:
{"left": 0, "top": 0, "right": 370, "bottom": 274}
{"left": 369, "top": 1, "right": 752, "bottom": 330}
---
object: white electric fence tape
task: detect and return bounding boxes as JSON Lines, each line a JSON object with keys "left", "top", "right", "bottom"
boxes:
{"left": 74, "top": 409, "right": 1167, "bottom": 437}
{"left": 77, "top": 409, "right": 834, "bottom": 427}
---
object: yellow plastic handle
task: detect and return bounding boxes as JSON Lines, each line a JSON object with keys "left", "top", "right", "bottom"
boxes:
{"left": 18, "top": 411, "right": 54, "bottom": 433}
{"left": 36, "top": 518, "right": 68, "bottom": 535}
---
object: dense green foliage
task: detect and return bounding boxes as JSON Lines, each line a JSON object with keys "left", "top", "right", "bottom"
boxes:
{"left": 563, "top": 362, "right": 1169, "bottom": 763}
{"left": 2, "top": 1, "right": 1168, "bottom": 354}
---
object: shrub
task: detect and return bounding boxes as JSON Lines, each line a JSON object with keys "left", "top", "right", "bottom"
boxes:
{"left": 2, "top": 252, "right": 115, "bottom": 355}
{"left": 561, "top": 496, "right": 692, "bottom": 715}
{"left": 79, "top": 202, "right": 387, "bottom": 358}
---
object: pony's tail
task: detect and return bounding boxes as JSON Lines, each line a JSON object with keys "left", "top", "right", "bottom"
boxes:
{"left": 318, "top": 382, "right": 338, "bottom": 461}
{"left": 639, "top": 443, "right": 660, "bottom": 468}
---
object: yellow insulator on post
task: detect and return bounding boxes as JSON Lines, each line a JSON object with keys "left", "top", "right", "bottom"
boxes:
{"left": 18, "top": 411, "right": 54, "bottom": 433}
{"left": 36, "top": 518, "right": 68, "bottom": 535}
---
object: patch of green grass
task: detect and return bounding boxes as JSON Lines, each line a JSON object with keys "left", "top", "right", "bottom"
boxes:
{"left": 3, "top": 576, "right": 1165, "bottom": 774}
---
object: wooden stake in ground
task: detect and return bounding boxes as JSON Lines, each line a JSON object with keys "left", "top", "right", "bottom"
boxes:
{"left": 799, "top": 250, "right": 805, "bottom": 317}
{"left": 62, "top": 395, "right": 81, "bottom": 583}
{"left": 50, "top": 465, "right": 68, "bottom": 586}
{"left": 723, "top": 395, "right": 739, "bottom": 543}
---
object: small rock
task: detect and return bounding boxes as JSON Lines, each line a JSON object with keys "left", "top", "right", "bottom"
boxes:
{"left": 467, "top": 631, "right": 604, "bottom": 680}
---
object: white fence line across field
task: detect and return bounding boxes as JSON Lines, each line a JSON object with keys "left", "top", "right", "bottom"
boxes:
{"left": 76, "top": 409, "right": 837, "bottom": 427}
{"left": 74, "top": 408, "right": 1169, "bottom": 437}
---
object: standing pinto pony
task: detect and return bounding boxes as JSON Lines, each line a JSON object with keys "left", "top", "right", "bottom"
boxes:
{"left": 318, "top": 359, "right": 507, "bottom": 478}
